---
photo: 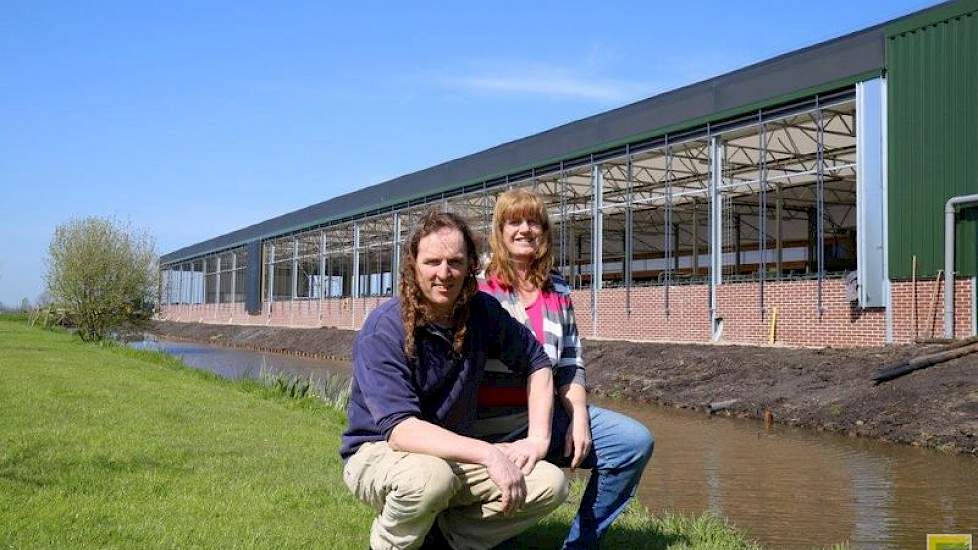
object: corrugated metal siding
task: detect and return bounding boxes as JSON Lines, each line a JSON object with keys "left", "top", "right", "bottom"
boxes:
{"left": 887, "top": 3, "right": 978, "bottom": 279}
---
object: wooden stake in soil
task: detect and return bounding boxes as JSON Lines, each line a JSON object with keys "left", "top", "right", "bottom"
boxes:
{"left": 768, "top": 306, "right": 779, "bottom": 345}
{"left": 928, "top": 270, "right": 944, "bottom": 339}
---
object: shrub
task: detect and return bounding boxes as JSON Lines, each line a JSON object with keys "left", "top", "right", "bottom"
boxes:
{"left": 45, "top": 217, "right": 158, "bottom": 341}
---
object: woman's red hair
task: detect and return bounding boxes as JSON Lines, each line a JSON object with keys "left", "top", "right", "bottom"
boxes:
{"left": 486, "top": 189, "right": 553, "bottom": 291}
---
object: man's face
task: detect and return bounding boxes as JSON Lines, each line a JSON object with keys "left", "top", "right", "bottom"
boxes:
{"left": 414, "top": 227, "right": 469, "bottom": 319}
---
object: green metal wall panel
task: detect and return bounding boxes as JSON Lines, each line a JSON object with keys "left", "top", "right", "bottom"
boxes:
{"left": 887, "top": 1, "right": 978, "bottom": 279}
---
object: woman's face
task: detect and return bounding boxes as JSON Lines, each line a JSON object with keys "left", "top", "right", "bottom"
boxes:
{"left": 502, "top": 216, "right": 542, "bottom": 263}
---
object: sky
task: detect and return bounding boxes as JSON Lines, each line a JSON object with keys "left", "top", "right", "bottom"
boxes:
{"left": 0, "top": 0, "right": 940, "bottom": 306}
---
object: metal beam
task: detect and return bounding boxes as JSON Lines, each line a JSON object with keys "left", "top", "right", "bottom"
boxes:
{"left": 392, "top": 212, "right": 401, "bottom": 296}
{"left": 291, "top": 238, "right": 299, "bottom": 300}
{"left": 591, "top": 164, "right": 603, "bottom": 335}
{"left": 352, "top": 223, "right": 361, "bottom": 300}
{"left": 710, "top": 135, "right": 723, "bottom": 340}
{"left": 267, "top": 244, "right": 275, "bottom": 304}
{"left": 625, "top": 153, "right": 633, "bottom": 313}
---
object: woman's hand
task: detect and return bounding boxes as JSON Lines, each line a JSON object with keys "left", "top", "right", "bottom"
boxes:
{"left": 496, "top": 435, "right": 549, "bottom": 475}
{"left": 564, "top": 409, "right": 592, "bottom": 470}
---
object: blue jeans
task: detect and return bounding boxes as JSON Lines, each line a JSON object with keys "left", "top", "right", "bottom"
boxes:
{"left": 546, "top": 405, "right": 654, "bottom": 549}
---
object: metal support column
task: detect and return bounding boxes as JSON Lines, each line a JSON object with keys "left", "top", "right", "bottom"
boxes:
{"left": 735, "top": 215, "right": 742, "bottom": 273}
{"left": 267, "top": 245, "right": 275, "bottom": 305}
{"left": 176, "top": 264, "right": 183, "bottom": 305}
{"left": 665, "top": 142, "right": 673, "bottom": 314}
{"left": 230, "top": 252, "right": 237, "bottom": 304}
{"left": 709, "top": 135, "right": 724, "bottom": 340}
{"left": 291, "top": 238, "right": 299, "bottom": 300}
{"left": 392, "top": 212, "right": 401, "bottom": 296}
{"left": 776, "top": 183, "right": 783, "bottom": 278}
{"left": 882, "top": 77, "right": 893, "bottom": 343}
{"left": 574, "top": 231, "right": 582, "bottom": 289}
{"left": 625, "top": 152, "right": 633, "bottom": 314}
{"left": 816, "top": 99, "right": 826, "bottom": 314}
{"left": 481, "top": 184, "right": 489, "bottom": 235}
{"left": 692, "top": 205, "right": 699, "bottom": 275}
{"left": 326, "top": 240, "right": 332, "bottom": 299}
{"left": 318, "top": 231, "right": 325, "bottom": 321}
{"left": 189, "top": 262, "right": 195, "bottom": 305}
{"left": 352, "top": 224, "right": 361, "bottom": 328}
{"left": 591, "top": 164, "right": 603, "bottom": 335}
{"left": 363, "top": 231, "right": 370, "bottom": 297}
{"left": 559, "top": 169, "right": 568, "bottom": 277}
{"left": 758, "top": 117, "right": 768, "bottom": 313}
{"left": 673, "top": 225, "right": 680, "bottom": 271}
{"left": 215, "top": 256, "right": 221, "bottom": 305}
{"left": 319, "top": 231, "right": 326, "bottom": 300}
{"left": 353, "top": 225, "right": 361, "bottom": 296}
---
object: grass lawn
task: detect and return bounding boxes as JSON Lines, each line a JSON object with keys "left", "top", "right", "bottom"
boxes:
{"left": 0, "top": 318, "right": 764, "bottom": 549}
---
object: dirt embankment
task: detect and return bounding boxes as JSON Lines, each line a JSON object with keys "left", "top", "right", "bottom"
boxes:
{"left": 149, "top": 320, "right": 978, "bottom": 455}
{"left": 148, "top": 321, "right": 357, "bottom": 362}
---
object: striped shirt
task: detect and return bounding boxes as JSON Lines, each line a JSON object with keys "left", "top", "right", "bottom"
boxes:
{"left": 474, "top": 271, "right": 586, "bottom": 436}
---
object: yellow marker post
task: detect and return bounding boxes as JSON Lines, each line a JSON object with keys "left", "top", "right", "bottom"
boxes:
{"left": 928, "top": 534, "right": 972, "bottom": 550}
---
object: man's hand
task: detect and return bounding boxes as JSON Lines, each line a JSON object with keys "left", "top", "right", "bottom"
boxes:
{"left": 482, "top": 446, "right": 527, "bottom": 513}
{"left": 564, "top": 410, "right": 592, "bottom": 470}
{"left": 495, "top": 436, "right": 549, "bottom": 475}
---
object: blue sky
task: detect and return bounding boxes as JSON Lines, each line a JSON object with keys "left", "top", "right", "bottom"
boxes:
{"left": 0, "top": 0, "right": 938, "bottom": 306}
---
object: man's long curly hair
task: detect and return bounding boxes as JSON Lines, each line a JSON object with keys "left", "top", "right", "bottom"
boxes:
{"left": 399, "top": 210, "right": 481, "bottom": 360}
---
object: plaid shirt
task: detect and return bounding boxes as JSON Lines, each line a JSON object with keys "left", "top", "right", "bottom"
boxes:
{"left": 478, "top": 270, "right": 586, "bottom": 391}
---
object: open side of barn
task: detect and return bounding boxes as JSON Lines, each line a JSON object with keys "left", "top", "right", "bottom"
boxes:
{"left": 158, "top": 1, "right": 978, "bottom": 347}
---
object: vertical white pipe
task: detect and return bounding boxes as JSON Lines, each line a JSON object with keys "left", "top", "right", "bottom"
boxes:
{"left": 944, "top": 194, "right": 978, "bottom": 339}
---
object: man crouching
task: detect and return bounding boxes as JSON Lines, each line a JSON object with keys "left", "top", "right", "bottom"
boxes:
{"left": 340, "top": 211, "right": 568, "bottom": 550}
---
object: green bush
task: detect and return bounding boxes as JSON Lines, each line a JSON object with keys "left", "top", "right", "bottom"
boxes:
{"left": 44, "top": 217, "right": 158, "bottom": 341}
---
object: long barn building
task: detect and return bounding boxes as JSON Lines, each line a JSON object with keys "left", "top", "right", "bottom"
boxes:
{"left": 159, "top": 1, "right": 978, "bottom": 347}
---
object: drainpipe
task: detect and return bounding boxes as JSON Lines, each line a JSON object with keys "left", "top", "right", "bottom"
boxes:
{"left": 944, "top": 194, "right": 978, "bottom": 338}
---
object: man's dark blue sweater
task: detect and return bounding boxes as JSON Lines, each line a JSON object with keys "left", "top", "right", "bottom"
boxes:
{"left": 340, "top": 292, "right": 551, "bottom": 461}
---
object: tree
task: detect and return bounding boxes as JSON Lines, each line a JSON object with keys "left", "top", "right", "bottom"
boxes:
{"left": 45, "top": 217, "right": 158, "bottom": 341}
{"left": 20, "top": 297, "right": 30, "bottom": 312}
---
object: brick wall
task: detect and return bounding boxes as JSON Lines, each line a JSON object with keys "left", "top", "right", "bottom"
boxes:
{"left": 161, "top": 296, "right": 390, "bottom": 331}
{"left": 891, "top": 278, "right": 973, "bottom": 342}
{"left": 158, "top": 277, "right": 975, "bottom": 347}
{"left": 715, "top": 279, "right": 886, "bottom": 347}
{"left": 571, "top": 285, "right": 712, "bottom": 343}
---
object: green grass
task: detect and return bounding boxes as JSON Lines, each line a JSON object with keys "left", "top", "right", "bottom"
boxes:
{"left": 0, "top": 319, "right": 763, "bottom": 549}
{"left": 0, "top": 311, "right": 30, "bottom": 323}
{"left": 518, "top": 479, "right": 763, "bottom": 549}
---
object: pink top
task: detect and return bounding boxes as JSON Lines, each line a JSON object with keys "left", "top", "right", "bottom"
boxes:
{"left": 523, "top": 293, "right": 545, "bottom": 344}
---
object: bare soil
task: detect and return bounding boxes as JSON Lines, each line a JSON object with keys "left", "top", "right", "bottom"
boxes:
{"left": 149, "top": 320, "right": 978, "bottom": 455}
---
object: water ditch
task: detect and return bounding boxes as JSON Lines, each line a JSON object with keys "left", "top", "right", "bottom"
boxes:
{"left": 131, "top": 335, "right": 977, "bottom": 549}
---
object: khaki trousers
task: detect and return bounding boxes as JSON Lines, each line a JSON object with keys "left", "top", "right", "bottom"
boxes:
{"left": 343, "top": 441, "right": 568, "bottom": 550}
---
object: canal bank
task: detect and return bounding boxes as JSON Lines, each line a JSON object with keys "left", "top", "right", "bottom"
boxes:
{"left": 139, "top": 327, "right": 978, "bottom": 548}
{"left": 149, "top": 320, "right": 978, "bottom": 455}
{"left": 0, "top": 317, "right": 761, "bottom": 550}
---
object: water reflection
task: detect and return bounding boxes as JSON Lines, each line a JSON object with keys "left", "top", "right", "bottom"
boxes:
{"left": 130, "top": 336, "right": 350, "bottom": 381}
{"left": 594, "top": 396, "right": 978, "bottom": 549}
{"left": 133, "top": 337, "right": 977, "bottom": 549}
